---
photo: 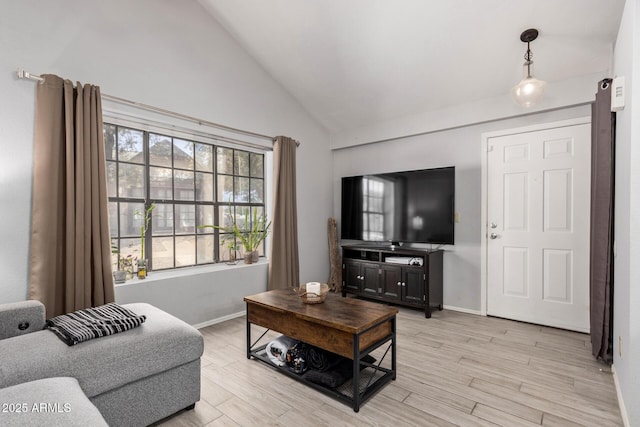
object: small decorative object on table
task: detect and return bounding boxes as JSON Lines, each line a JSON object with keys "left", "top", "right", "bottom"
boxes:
{"left": 293, "top": 282, "right": 329, "bottom": 304}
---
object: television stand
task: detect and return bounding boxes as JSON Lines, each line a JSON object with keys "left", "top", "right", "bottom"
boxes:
{"left": 341, "top": 245, "right": 444, "bottom": 318}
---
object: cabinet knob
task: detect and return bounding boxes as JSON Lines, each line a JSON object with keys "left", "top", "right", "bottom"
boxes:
{"left": 397, "top": 281, "right": 401, "bottom": 286}
{"left": 402, "top": 282, "right": 406, "bottom": 287}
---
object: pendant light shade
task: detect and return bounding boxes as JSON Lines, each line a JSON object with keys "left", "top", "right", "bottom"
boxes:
{"left": 511, "top": 29, "right": 546, "bottom": 108}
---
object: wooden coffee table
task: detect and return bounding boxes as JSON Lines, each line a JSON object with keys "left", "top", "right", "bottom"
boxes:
{"left": 244, "top": 289, "right": 398, "bottom": 412}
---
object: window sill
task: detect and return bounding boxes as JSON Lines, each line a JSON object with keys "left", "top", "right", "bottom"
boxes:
{"left": 114, "top": 258, "right": 268, "bottom": 287}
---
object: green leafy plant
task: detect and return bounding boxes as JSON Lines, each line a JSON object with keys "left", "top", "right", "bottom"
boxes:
{"left": 111, "top": 241, "right": 121, "bottom": 270}
{"left": 199, "top": 207, "right": 271, "bottom": 255}
{"left": 134, "top": 203, "right": 156, "bottom": 260}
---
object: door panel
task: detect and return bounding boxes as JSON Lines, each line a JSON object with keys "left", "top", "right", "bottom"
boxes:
{"left": 403, "top": 268, "right": 424, "bottom": 304}
{"left": 487, "top": 123, "right": 590, "bottom": 332}
{"left": 361, "top": 264, "right": 380, "bottom": 296}
{"left": 381, "top": 265, "right": 401, "bottom": 300}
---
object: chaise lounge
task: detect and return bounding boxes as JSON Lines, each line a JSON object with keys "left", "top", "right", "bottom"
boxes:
{"left": 0, "top": 300, "right": 204, "bottom": 426}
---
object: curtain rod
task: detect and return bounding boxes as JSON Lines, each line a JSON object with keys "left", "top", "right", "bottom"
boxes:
{"left": 16, "top": 67, "right": 300, "bottom": 147}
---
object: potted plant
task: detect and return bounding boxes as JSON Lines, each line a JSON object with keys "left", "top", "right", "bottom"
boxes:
{"left": 111, "top": 242, "right": 127, "bottom": 284}
{"left": 199, "top": 207, "right": 270, "bottom": 264}
{"left": 134, "top": 203, "right": 155, "bottom": 278}
{"left": 221, "top": 235, "right": 240, "bottom": 265}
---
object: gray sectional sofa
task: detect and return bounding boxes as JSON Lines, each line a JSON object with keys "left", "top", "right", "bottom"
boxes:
{"left": 0, "top": 300, "right": 204, "bottom": 426}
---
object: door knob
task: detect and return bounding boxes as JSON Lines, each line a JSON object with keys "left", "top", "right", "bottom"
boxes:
{"left": 490, "top": 233, "right": 498, "bottom": 239}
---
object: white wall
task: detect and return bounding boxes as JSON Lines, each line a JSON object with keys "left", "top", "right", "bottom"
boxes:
{"left": 333, "top": 106, "right": 591, "bottom": 312}
{"left": 613, "top": 0, "right": 640, "bottom": 424}
{"left": 0, "top": 0, "right": 332, "bottom": 323}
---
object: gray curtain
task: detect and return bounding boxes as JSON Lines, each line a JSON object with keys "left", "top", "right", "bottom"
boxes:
{"left": 268, "top": 136, "right": 299, "bottom": 289}
{"left": 29, "top": 74, "right": 114, "bottom": 317}
{"left": 590, "top": 78, "right": 615, "bottom": 363}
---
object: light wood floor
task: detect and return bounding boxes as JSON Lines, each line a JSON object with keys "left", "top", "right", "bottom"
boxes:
{"left": 159, "top": 306, "right": 623, "bottom": 427}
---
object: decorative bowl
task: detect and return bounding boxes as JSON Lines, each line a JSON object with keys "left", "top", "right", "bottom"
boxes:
{"left": 293, "top": 282, "right": 329, "bottom": 304}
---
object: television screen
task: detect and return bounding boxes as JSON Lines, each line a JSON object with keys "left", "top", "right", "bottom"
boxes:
{"left": 341, "top": 167, "right": 455, "bottom": 245}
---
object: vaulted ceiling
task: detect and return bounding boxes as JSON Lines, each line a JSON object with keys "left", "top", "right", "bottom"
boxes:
{"left": 200, "top": 0, "right": 625, "bottom": 133}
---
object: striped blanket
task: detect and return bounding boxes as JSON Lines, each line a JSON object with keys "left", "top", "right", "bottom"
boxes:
{"left": 46, "top": 303, "right": 146, "bottom": 346}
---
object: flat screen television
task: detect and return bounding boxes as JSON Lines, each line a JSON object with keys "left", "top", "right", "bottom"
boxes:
{"left": 341, "top": 166, "right": 455, "bottom": 245}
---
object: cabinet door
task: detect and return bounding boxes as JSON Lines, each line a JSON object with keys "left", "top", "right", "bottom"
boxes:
{"left": 381, "top": 265, "right": 402, "bottom": 300}
{"left": 344, "top": 260, "right": 362, "bottom": 293}
{"left": 403, "top": 268, "right": 425, "bottom": 305}
{"left": 361, "top": 264, "right": 380, "bottom": 296}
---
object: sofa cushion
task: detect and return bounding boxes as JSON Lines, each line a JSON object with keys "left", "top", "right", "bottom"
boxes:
{"left": 0, "top": 303, "right": 203, "bottom": 398}
{"left": 0, "top": 377, "right": 108, "bottom": 426}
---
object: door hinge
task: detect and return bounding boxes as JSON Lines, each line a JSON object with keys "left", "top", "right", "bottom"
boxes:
{"left": 423, "top": 295, "right": 426, "bottom": 301}
{"left": 487, "top": 144, "right": 494, "bottom": 152}
{"left": 379, "top": 268, "right": 382, "bottom": 275}
{"left": 342, "top": 263, "right": 345, "bottom": 269}
{"left": 423, "top": 273, "right": 426, "bottom": 280}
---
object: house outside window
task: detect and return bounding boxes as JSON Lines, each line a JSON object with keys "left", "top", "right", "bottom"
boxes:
{"left": 104, "top": 123, "right": 265, "bottom": 271}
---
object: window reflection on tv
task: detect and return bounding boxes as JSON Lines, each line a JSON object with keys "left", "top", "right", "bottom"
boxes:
{"left": 341, "top": 167, "right": 454, "bottom": 245}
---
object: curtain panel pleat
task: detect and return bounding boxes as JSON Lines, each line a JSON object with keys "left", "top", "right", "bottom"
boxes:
{"left": 589, "top": 78, "right": 615, "bottom": 363}
{"left": 268, "top": 136, "right": 300, "bottom": 289}
{"left": 29, "top": 75, "right": 114, "bottom": 317}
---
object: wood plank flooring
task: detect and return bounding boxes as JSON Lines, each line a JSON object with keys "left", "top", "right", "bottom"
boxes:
{"left": 158, "top": 306, "right": 623, "bottom": 427}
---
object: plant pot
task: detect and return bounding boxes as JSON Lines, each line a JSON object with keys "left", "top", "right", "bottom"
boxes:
{"left": 137, "top": 259, "right": 148, "bottom": 279}
{"left": 251, "top": 250, "right": 259, "bottom": 263}
{"left": 113, "top": 270, "right": 127, "bottom": 284}
{"left": 243, "top": 253, "right": 253, "bottom": 264}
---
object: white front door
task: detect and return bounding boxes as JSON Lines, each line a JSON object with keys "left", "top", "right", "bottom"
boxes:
{"left": 486, "top": 122, "right": 591, "bottom": 332}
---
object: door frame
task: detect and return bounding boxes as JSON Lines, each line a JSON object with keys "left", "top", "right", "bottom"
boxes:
{"left": 480, "top": 117, "right": 591, "bottom": 316}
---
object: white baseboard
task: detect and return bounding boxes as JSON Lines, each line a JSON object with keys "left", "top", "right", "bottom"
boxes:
{"left": 612, "top": 364, "right": 630, "bottom": 427}
{"left": 192, "top": 311, "right": 245, "bottom": 329}
{"left": 443, "top": 305, "right": 483, "bottom": 316}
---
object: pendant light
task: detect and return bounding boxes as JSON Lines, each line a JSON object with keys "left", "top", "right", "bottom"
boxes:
{"left": 511, "top": 28, "right": 547, "bottom": 108}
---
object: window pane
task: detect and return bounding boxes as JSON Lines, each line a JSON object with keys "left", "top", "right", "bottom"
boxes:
{"left": 234, "top": 177, "right": 249, "bottom": 202}
{"left": 217, "top": 175, "right": 233, "bottom": 202}
{"left": 235, "top": 206, "right": 250, "bottom": 230}
{"left": 175, "top": 236, "right": 195, "bottom": 267}
{"left": 176, "top": 204, "right": 195, "bottom": 234}
{"left": 197, "top": 235, "right": 214, "bottom": 264}
{"left": 195, "top": 172, "right": 213, "bottom": 201}
{"left": 152, "top": 203, "right": 174, "bottom": 236}
{"left": 234, "top": 151, "right": 250, "bottom": 176}
{"left": 109, "top": 202, "right": 118, "bottom": 237}
{"left": 250, "top": 178, "right": 263, "bottom": 203}
{"left": 152, "top": 236, "right": 174, "bottom": 269}
{"left": 173, "top": 139, "right": 194, "bottom": 170}
{"left": 118, "top": 164, "right": 145, "bottom": 198}
{"left": 107, "top": 161, "right": 117, "bottom": 198}
{"left": 250, "top": 153, "right": 263, "bottom": 178}
{"left": 104, "top": 124, "right": 116, "bottom": 161}
{"left": 119, "top": 202, "right": 144, "bottom": 237}
{"left": 150, "top": 166, "right": 173, "bottom": 200}
{"left": 149, "top": 133, "right": 172, "bottom": 167}
{"left": 217, "top": 147, "right": 233, "bottom": 174}
{"left": 117, "top": 128, "right": 144, "bottom": 163}
{"left": 174, "top": 170, "right": 194, "bottom": 201}
{"left": 219, "top": 205, "right": 234, "bottom": 230}
{"left": 197, "top": 205, "right": 214, "bottom": 233}
{"left": 195, "top": 143, "right": 213, "bottom": 172}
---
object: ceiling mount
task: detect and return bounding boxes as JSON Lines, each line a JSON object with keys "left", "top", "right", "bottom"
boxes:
{"left": 520, "top": 28, "right": 539, "bottom": 43}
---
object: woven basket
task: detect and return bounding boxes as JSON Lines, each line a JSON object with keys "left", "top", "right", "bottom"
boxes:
{"left": 294, "top": 283, "right": 329, "bottom": 304}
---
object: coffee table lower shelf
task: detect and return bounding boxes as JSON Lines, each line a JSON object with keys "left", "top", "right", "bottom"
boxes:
{"left": 247, "top": 338, "right": 395, "bottom": 412}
